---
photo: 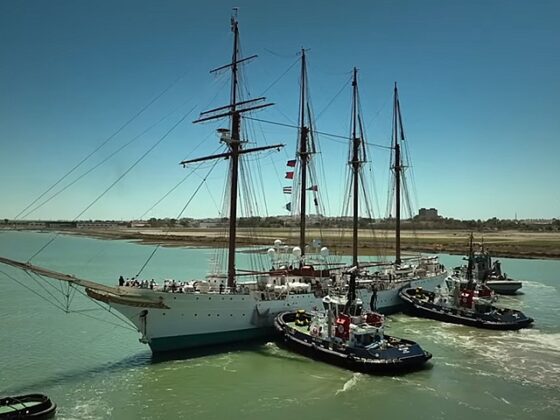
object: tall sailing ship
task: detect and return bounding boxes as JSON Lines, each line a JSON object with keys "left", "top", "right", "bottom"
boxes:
{"left": 0, "top": 15, "right": 446, "bottom": 353}
{"left": 341, "top": 76, "right": 447, "bottom": 311}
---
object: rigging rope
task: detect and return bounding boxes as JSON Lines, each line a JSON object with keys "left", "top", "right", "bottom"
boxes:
{"left": 6, "top": 264, "right": 146, "bottom": 332}
{"left": 260, "top": 56, "right": 300, "bottom": 95}
{"left": 135, "top": 158, "right": 221, "bottom": 278}
{"left": 26, "top": 271, "right": 68, "bottom": 309}
{"left": 136, "top": 142, "right": 222, "bottom": 221}
{"left": 315, "top": 75, "right": 352, "bottom": 122}
{"left": 27, "top": 105, "right": 197, "bottom": 263}
{"left": 244, "top": 116, "right": 391, "bottom": 150}
{"left": 263, "top": 48, "right": 299, "bottom": 59}
{"left": 68, "top": 309, "right": 138, "bottom": 332}
{"left": 13, "top": 70, "right": 193, "bottom": 221}
{"left": 21, "top": 100, "right": 195, "bottom": 220}
{"left": 1, "top": 270, "right": 68, "bottom": 311}
{"left": 68, "top": 284, "right": 139, "bottom": 331}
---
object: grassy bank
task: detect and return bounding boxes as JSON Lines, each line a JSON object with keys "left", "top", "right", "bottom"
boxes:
{"left": 49, "top": 227, "right": 560, "bottom": 260}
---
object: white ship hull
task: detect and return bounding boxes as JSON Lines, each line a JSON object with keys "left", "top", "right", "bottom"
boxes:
{"left": 111, "top": 272, "right": 447, "bottom": 353}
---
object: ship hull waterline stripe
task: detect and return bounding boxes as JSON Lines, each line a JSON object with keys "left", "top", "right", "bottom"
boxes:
{"left": 148, "top": 327, "right": 275, "bottom": 352}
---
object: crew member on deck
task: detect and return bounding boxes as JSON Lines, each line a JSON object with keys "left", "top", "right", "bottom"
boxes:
{"left": 118, "top": 275, "right": 125, "bottom": 286}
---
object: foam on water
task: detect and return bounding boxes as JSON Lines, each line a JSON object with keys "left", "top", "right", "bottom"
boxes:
{"left": 484, "top": 391, "right": 511, "bottom": 405}
{"left": 522, "top": 280, "right": 558, "bottom": 290}
{"left": 389, "top": 376, "right": 440, "bottom": 395}
{"left": 335, "top": 373, "right": 361, "bottom": 395}
{"left": 424, "top": 324, "right": 560, "bottom": 389}
{"left": 218, "top": 354, "right": 238, "bottom": 372}
{"left": 60, "top": 396, "right": 113, "bottom": 420}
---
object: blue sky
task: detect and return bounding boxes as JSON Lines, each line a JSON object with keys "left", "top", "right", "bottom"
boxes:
{"left": 1, "top": 0, "right": 559, "bottom": 221}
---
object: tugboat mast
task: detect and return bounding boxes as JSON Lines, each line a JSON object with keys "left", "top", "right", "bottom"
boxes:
{"left": 181, "top": 13, "right": 282, "bottom": 289}
{"left": 466, "top": 232, "right": 475, "bottom": 283}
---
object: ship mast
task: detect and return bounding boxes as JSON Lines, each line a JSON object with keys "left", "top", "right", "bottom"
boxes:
{"left": 392, "top": 82, "right": 404, "bottom": 266}
{"left": 350, "top": 67, "right": 362, "bottom": 267}
{"left": 227, "top": 15, "right": 242, "bottom": 289}
{"left": 298, "top": 49, "right": 309, "bottom": 259}
{"left": 181, "top": 13, "right": 282, "bottom": 289}
{"left": 348, "top": 67, "right": 366, "bottom": 305}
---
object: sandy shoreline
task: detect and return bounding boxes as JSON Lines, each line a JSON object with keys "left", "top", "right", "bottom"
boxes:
{"left": 21, "top": 227, "right": 560, "bottom": 260}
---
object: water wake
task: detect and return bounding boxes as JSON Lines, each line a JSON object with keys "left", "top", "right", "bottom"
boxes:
{"left": 335, "top": 373, "right": 361, "bottom": 395}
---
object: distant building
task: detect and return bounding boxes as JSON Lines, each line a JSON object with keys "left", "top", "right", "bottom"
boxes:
{"left": 46, "top": 221, "right": 77, "bottom": 229}
{"left": 417, "top": 208, "right": 439, "bottom": 220}
{"left": 77, "top": 222, "right": 119, "bottom": 229}
{"left": 199, "top": 222, "right": 223, "bottom": 229}
{"left": 130, "top": 221, "right": 150, "bottom": 228}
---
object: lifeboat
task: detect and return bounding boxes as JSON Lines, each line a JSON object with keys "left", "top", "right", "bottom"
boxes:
{"left": 0, "top": 394, "right": 56, "bottom": 419}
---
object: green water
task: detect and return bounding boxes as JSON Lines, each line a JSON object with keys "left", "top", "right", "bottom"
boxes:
{"left": 1, "top": 231, "right": 559, "bottom": 419}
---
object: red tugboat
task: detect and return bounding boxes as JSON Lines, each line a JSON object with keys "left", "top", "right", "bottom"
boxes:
{"left": 275, "top": 270, "right": 433, "bottom": 373}
{"left": 399, "top": 235, "right": 534, "bottom": 330}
